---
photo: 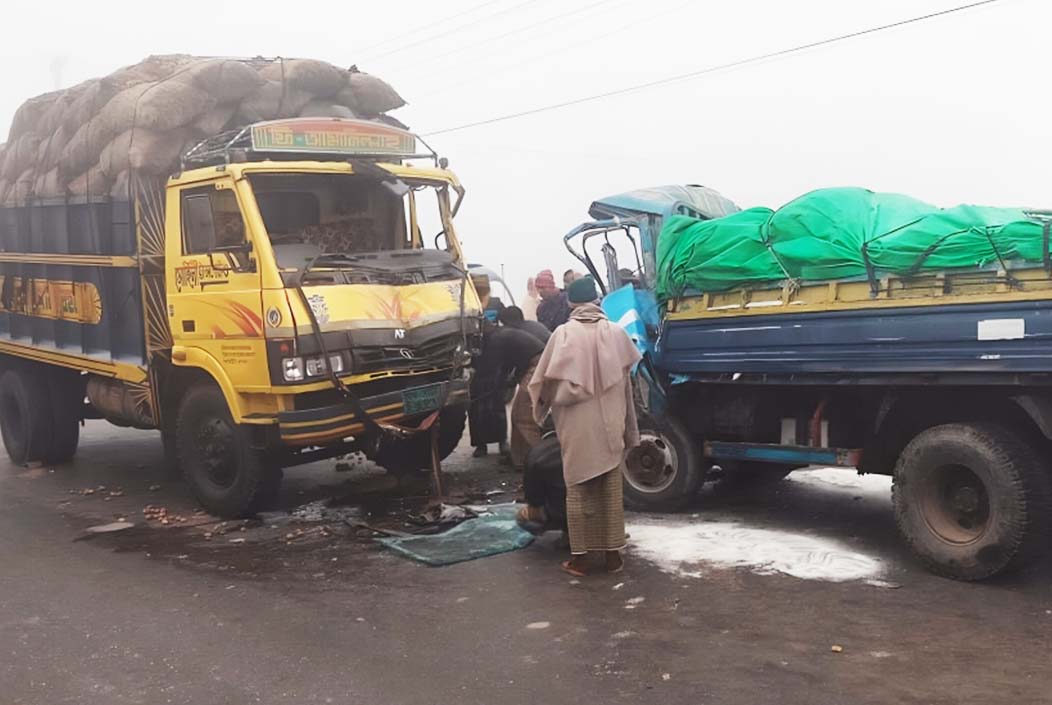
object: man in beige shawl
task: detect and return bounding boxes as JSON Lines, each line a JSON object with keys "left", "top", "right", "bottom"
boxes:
{"left": 528, "top": 276, "right": 641, "bottom": 576}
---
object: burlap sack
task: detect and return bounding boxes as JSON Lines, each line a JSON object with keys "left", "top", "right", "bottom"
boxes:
{"left": 348, "top": 71, "right": 405, "bottom": 115}
{"left": 7, "top": 90, "right": 61, "bottom": 141}
{"left": 8, "top": 168, "right": 36, "bottom": 204}
{"left": 374, "top": 113, "right": 410, "bottom": 131}
{"left": 187, "top": 59, "right": 264, "bottom": 100}
{"left": 333, "top": 85, "right": 361, "bottom": 112}
{"left": 2, "top": 135, "right": 41, "bottom": 180}
{"left": 34, "top": 168, "right": 65, "bottom": 199}
{"left": 109, "top": 170, "right": 131, "bottom": 200}
{"left": 260, "top": 59, "right": 346, "bottom": 97}
{"left": 100, "top": 128, "right": 192, "bottom": 177}
{"left": 238, "top": 81, "right": 312, "bottom": 122}
{"left": 38, "top": 85, "right": 86, "bottom": 136}
{"left": 298, "top": 100, "right": 357, "bottom": 119}
{"left": 109, "top": 54, "right": 195, "bottom": 85}
{"left": 67, "top": 164, "right": 113, "bottom": 198}
{"left": 94, "top": 83, "right": 155, "bottom": 142}
{"left": 60, "top": 118, "right": 107, "bottom": 178}
{"left": 37, "top": 124, "right": 70, "bottom": 172}
{"left": 133, "top": 78, "right": 214, "bottom": 132}
{"left": 192, "top": 103, "right": 238, "bottom": 136}
{"left": 63, "top": 80, "right": 109, "bottom": 134}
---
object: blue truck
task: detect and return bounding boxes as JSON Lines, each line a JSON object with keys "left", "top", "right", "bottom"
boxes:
{"left": 565, "top": 185, "right": 1052, "bottom": 581}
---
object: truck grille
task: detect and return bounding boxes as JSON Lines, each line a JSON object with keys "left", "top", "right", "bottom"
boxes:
{"left": 351, "top": 333, "right": 461, "bottom": 375}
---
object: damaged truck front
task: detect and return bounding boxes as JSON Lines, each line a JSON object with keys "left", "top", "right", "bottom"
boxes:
{"left": 566, "top": 185, "right": 1052, "bottom": 581}
{"left": 0, "top": 118, "right": 481, "bottom": 517}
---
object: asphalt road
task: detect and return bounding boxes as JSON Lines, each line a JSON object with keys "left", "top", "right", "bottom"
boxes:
{"left": 1, "top": 422, "right": 1050, "bottom": 705}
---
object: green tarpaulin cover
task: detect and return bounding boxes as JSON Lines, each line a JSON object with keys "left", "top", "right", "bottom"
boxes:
{"left": 656, "top": 187, "right": 1045, "bottom": 298}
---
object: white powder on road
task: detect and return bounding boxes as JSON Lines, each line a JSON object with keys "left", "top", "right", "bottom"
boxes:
{"left": 789, "top": 467, "right": 891, "bottom": 494}
{"left": 627, "top": 520, "right": 883, "bottom": 582}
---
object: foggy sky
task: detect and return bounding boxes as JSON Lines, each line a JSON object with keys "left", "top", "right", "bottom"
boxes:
{"left": 1, "top": 0, "right": 1044, "bottom": 300}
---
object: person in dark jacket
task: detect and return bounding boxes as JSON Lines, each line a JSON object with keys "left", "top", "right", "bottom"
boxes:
{"left": 498, "top": 305, "right": 550, "bottom": 344}
{"left": 468, "top": 321, "right": 508, "bottom": 458}
{"left": 478, "top": 324, "right": 546, "bottom": 470}
{"left": 534, "top": 269, "right": 570, "bottom": 331}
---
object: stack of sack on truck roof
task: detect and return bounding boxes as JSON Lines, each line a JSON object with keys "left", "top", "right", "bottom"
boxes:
{"left": 0, "top": 55, "right": 406, "bottom": 205}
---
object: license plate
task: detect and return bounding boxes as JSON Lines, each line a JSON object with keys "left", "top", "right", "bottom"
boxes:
{"left": 402, "top": 384, "right": 443, "bottom": 415}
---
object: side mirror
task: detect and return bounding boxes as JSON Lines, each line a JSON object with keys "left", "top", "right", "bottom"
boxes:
{"left": 209, "top": 241, "right": 255, "bottom": 273}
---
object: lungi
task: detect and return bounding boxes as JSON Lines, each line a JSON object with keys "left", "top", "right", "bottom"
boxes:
{"left": 565, "top": 466, "right": 626, "bottom": 555}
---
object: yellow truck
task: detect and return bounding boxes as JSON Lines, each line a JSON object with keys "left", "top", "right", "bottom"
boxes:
{"left": 0, "top": 117, "right": 481, "bottom": 516}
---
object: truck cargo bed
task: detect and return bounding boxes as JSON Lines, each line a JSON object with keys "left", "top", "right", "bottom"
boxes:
{"left": 657, "top": 266, "right": 1052, "bottom": 379}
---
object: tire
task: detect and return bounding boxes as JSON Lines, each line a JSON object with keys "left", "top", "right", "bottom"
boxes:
{"left": 176, "top": 384, "right": 281, "bottom": 518}
{"left": 0, "top": 368, "right": 52, "bottom": 465}
{"left": 160, "top": 420, "right": 181, "bottom": 478}
{"left": 893, "top": 423, "right": 1052, "bottom": 581}
{"left": 622, "top": 413, "right": 703, "bottom": 512}
{"left": 44, "top": 371, "right": 82, "bottom": 464}
{"left": 370, "top": 405, "right": 467, "bottom": 474}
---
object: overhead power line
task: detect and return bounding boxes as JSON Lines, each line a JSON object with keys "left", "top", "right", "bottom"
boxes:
{"left": 423, "top": 0, "right": 1005, "bottom": 137}
{"left": 354, "top": 0, "right": 506, "bottom": 56}
{"left": 414, "top": 0, "right": 694, "bottom": 100}
{"left": 391, "top": 0, "right": 623, "bottom": 74}
{"left": 361, "top": 0, "right": 543, "bottom": 63}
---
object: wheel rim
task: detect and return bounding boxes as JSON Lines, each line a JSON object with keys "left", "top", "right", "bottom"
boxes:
{"left": 195, "top": 416, "right": 238, "bottom": 489}
{"left": 623, "top": 431, "right": 679, "bottom": 493}
{"left": 917, "top": 463, "right": 991, "bottom": 544}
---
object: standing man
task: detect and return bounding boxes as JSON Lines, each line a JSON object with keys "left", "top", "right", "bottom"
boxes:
{"left": 563, "top": 269, "right": 581, "bottom": 289}
{"left": 478, "top": 324, "right": 546, "bottom": 470}
{"left": 529, "top": 277, "right": 641, "bottom": 576}
{"left": 468, "top": 321, "right": 509, "bottom": 458}
{"left": 522, "top": 277, "right": 540, "bottom": 322}
{"left": 535, "top": 269, "right": 570, "bottom": 331}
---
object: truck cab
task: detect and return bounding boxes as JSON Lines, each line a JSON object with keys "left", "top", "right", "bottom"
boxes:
{"left": 0, "top": 118, "right": 481, "bottom": 517}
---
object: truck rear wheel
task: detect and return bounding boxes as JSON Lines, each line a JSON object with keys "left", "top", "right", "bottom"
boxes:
{"left": 893, "top": 423, "right": 1052, "bottom": 581}
{"left": 622, "top": 414, "right": 702, "bottom": 512}
{"left": 45, "top": 371, "right": 82, "bottom": 464}
{"left": 369, "top": 405, "right": 467, "bottom": 474}
{"left": 177, "top": 384, "right": 282, "bottom": 518}
{"left": 0, "top": 368, "right": 52, "bottom": 465}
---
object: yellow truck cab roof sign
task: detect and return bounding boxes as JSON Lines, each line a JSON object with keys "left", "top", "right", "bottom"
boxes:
{"left": 250, "top": 118, "right": 418, "bottom": 158}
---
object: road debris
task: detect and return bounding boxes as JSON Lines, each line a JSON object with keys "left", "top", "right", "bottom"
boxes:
{"left": 526, "top": 621, "right": 551, "bottom": 630}
{"left": 831, "top": 645, "right": 844, "bottom": 653}
{"left": 82, "top": 521, "right": 135, "bottom": 534}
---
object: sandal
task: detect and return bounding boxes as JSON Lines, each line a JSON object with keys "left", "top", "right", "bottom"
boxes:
{"left": 561, "top": 558, "right": 589, "bottom": 577}
{"left": 605, "top": 551, "right": 624, "bottom": 574}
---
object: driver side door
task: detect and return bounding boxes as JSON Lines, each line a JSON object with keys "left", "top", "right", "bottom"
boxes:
{"left": 167, "top": 179, "right": 268, "bottom": 388}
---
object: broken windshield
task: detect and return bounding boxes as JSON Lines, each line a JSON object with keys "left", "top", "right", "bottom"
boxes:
{"left": 248, "top": 172, "right": 458, "bottom": 284}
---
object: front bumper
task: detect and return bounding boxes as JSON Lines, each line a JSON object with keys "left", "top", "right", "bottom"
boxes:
{"left": 277, "top": 377, "right": 469, "bottom": 446}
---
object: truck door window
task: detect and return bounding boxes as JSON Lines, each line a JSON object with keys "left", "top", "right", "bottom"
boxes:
{"left": 181, "top": 188, "right": 246, "bottom": 255}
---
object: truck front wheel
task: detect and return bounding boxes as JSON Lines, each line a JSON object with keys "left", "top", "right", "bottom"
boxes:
{"left": 176, "top": 384, "right": 281, "bottom": 518}
{"left": 893, "top": 423, "right": 1051, "bottom": 581}
{"left": 622, "top": 414, "right": 702, "bottom": 512}
{"left": 0, "top": 368, "right": 52, "bottom": 465}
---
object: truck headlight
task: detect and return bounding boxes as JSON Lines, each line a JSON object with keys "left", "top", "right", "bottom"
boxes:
{"left": 282, "top": 357, "right": 305, "bottom": 382}
{"left": 305, "top": 354, "right": 344, "bottom": 377}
